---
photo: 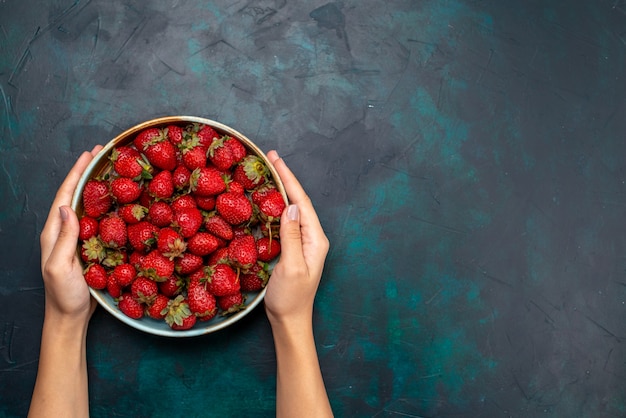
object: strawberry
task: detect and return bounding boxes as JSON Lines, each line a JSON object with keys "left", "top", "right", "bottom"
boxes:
{"left": 225, "top": 137, "right": 247, "bottom": 164}
{"left": 134, "top": 127, "right": 165, "bottom": 151}
{"left": 166, "top": 124, "right": 184, "bottom": 146}
{"left": 172, "top": 165, "right": 191, "bottom": 190}
{"left": 257, "top": 189, "right": 286, "bottom": 222}
{"left": 131, "top": 276, "right": 158, "bottom": 304}
{"left": 256, "top": 236, "right": 281, "bottom": 262}
{"left": 111, "top": 146, "right": 152, "bottom": 179}
{"left": 106, "top": 273, "right": 123, "bottom": 298}
{"left": 215, "top": 192, "right": 253, "bottom": 225}
{"left": 208, "top": 263, "right": 240, "bottom": 296}
{"left": 192, "top": 123, "right": 219, "bottom": 148}
{"left": 175, "top": 252, "right": 204, "bottom": 275}
{"left": 84, "top": 263, "right": 107, "bottom": 289}
{"left": 207, "top": 247, "right": 230, "bottom": 266}
{"left": 173, "top": 207, "right": 203, "bottom": 238}
{"left": 187, "top": 232, "right": 220, "bottom": 256}
{"left": 147, "top": 294, "right": 170, "bottom": 320}
{"left": 240, "top": 262, "right": 269, "bottom": 292}
{"left": 99, "top": 216, "right": 127, "bottom": 248}
{"left": 143, "top": 133, "right": 177, "bottom": 171}
{"left": 195, "top": 196, "right": 215, "bottom": 212}
{"left": 170, "top": 195, "right": 197, "bottom": 213}
{"left": 204, "top": 213, "right": 234, "bottom": 241}
{"left": 228, "top": 234, "right": 258, "bottom": 269}
{"left": 217, "top": 292, "right": 246, "bottom": 314}
{"left": 157, "top": 227, "right": 187, "bottom": 259}
{"left": 190, "top": 167, "right": 226, "bottom": 196}
{"left": 79, "top": 216, "right": 99, "bottom": 240}
{"left": 119, "top": 204, "right": 148, "bottom": 224}
{"left": 127, "top": 221, "right": 159, "bottom": 252}
{"left": 159, "top": 274, "right": 184, "bottom": 298}
{"left": 111, "top": 263, "right": 136, "bottom": 287}
{"left": 207, "top": 136, "right": 235, "bottom": 171}
{"left": 187, "top": 278, "right": 217, "bottom": 321}
{"left": 81, "top": 237, "right": 106, "bottom": 263}
{"left": 148, "top": 200, "right": 174, "bottom": 227}
{"left": 82, "top": 179, "right": 112, "bottom": 218}
{"left": 164, "top": 295, "right": 194, "bottom": 329}
{"left": 110, "top": 177, "right": 143, "bottom": 204}
{"left": 118, "top": 293, "right": 144, "bottom": 319}
{"left": 233, "top": 155, "right": 268, "bottom": 190}
{"left": 181, "top": 143, "right": 208, "bottom": 171}
{"left": 129, "top": 250, "right": 146, "bottom": 268}
{"left": 139, "top": 250, "right": 175, "bottom": 281}
{"left": 226, "top": 179, "right": 245, "bottom": 195}
{"left": 148, "top": 170, "right": 174, "bottom": 200}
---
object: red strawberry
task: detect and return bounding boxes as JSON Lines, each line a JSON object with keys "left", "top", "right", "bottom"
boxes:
{"left": 148, "top": 170, "right": 174, "bottom": 200}
{"left": 166, "top": 124, "right": 184, "bottom": 146}
{"left": 164, "top": 295, "right": 195, "bottom": 329}
{"left": 81, "top": 237, "right": 106, "bottom": 263}
{"left": 195, "top": 195, "right": 216, "bottom": 211}
{"left": 157, "top": 227, "right": 187, "bottom": 259}
{"left": 240, "top": 262, "right": 269, "bottom": 292}
{"left": 207, "top": 247, "right": 230, "bottom": 266}
{"left": 232, "top": 155, "right": 268, "bottom": 190}
{"left": 226, "top": 180, "right": 245, "bottom": 195}
{"left": 110, "top": 177, "right": 143, "bottom": 204}
{"left": 129, "top": 250, "right": 146, "bottom": 268}
{"left": 106, "top": 273, "right": 123, "bottom": 298}
{"left": 144, "top": 136, "right": 177, "bottom": 171}
{"left": 79, "top": 216, "right": 99, "bottom": 240}
{"left": 257, "top": 189, "right": 286, "bottom": 222}
{"left": 111, "top": 263, "right": 136, "bottom": 287}
{"left": 119, "top": 204, "right": 148, "bottom": 224}
{"left": 82, "top": 179, "right": 112, "bottom": 218}
{"left": 181, "top": 144, "right": 208, "bottom": 171}
{"left": 216, "top": 192, "right": 253, "bottom": 225}
{"left": 207, "top": 136, "right": 235, "bottom": 171}
{"left": 118, "top": 293, "right": 144, "bottom": 319}
{"left": 173, "top": 207, "right": 203, "bottom": 238}
{"left": 146, "top": 294, "right": 170, "bottom": 320}
{"left": 187, "top": 279, "right": 217, "bottom": 321}
{"left": 190, "top": 167, "right": 226, "bottom": 196}
{"left": 134, "top": 127, "right": 165, "bottom": 152}
{"left": 84, "top": 263, "right": 107, "bottom": 289}
{"left": 193, "top": 124, "right": 219, "bottom": 148}
{"left": 187, "top": 232, "right": 220, "bottom": 256}
{"left": 175, "top": 252, "right": 204, "bottom": 275}
{"left": 225, "top": 137, "right": 247, "bottom": 163}
{"left": 127, "top": 221, "right": 159, "bottom": 252}
{"left": 228, "top": 234, "right": 258, "bottom": 269}
{"left": 256, "top": 236, "right": 281, "bottom": 262}
{"left": 99, "top": 216, "right": 127, "bottom": 248}
{"left": 148, "top": 200, "right": 174, "bottom": 227}
{"left": 131, "top": 276, "right": 158, "bottom": 304}
{"left": 159, "top": 274, "right": 184, "bottom": 298}
{"left": 208, "top": 263, "right": 240, "bottom": 296}
{"left": 205, "top": 213, "right": 234, "bottom": 241}
{"left": 172, "top": 165, "right": 191, "bottom": 190}
{"left": 170, "top": 195, "right": 197, "bottom": 213}
{"left": 217, "top": 292, "right": 246, "bottom": 314}
{"left": 139, "top": 250, "right": 175, "bottom": 281}
{"left": 111, "top": 146, "right": 152, "bottom": 179}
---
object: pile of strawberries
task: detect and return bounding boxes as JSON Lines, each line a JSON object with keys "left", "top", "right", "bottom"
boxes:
{"left": 78, "top": 122, "right": 285, "bottom": 330}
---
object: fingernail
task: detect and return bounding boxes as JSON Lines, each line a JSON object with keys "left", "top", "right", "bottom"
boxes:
{"left": 59, "top": 206, "right": 68, "bottom": 221}
{"left": 287, "top": 204, "right": 299, "bottom": 221}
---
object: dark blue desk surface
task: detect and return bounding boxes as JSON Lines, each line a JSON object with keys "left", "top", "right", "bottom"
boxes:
{"left": 2, "top": 1, "right": 625, "bottom": 416}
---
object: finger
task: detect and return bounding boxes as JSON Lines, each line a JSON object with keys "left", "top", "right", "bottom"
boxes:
{"left": 41, "top": 151, "right": 95, "bottom": 262}
{"left": 90, "top": 144, "right": 104, "bottom": 156}
{"left": 266, "top": 151, "right": 309, "bottom": 206}
{"left": 46, "top": 206, "right": 81, "bottom": 269}
{"left": 277, "top": 204, "right": 306, "bottom": 269}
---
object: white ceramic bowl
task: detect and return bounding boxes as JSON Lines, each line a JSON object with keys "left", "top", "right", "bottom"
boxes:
{"left": 71, "top": 116, "right": 286, "bottom": 337}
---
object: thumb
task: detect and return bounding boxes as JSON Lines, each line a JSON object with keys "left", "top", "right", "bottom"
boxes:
{"left": 49, "top": 206, "right": 81, "bottom": 264}
{"left": 277, "top": 204, "right": 305, "bottom": 266}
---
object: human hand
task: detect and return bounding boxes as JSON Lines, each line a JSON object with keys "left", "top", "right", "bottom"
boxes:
{"left": 39, "top": 146, "right": 103, "bottom": 324}
{"left": 263, "top": 150, "right": 330, "bottom": 328}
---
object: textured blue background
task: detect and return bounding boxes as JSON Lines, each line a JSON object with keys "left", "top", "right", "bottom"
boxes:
{"left": 1, "top": 1, "right": 626, "bottom": 417}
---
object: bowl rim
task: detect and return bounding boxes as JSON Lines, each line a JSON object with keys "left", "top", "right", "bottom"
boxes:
{"left": 70, "top": 115, "right": 287, "bottom": 337}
